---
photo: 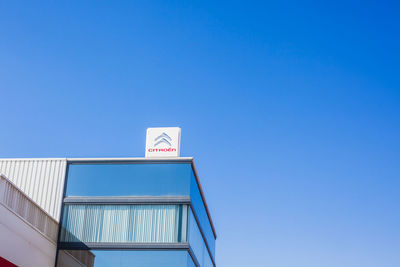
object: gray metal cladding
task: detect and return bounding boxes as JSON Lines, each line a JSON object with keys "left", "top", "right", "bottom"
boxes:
{"left": 0, "top": 159, "right": 67, "bottom": 221}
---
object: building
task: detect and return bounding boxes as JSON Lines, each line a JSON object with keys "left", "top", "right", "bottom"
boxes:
{"left": 0, "top": 157, "right": 216, "bottom": 267}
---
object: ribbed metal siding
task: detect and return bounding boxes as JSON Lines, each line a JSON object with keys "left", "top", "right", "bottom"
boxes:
{"left": 0, "top": 159, "right": 67, "bottom": 221}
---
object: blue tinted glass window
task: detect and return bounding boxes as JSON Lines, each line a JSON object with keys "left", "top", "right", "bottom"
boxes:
{"left": 57, "top": 250, "right": 194, "bottom": 267}
{"left": 66, "top": 163, "right": 192, "bottom": 196}
{"left": 63, "top": 161, "right": 216, "bottom": 262}
{"left": 188, "top": 209, "right": 214, "bottom": 267}
{"left": 190, "top": 172, "right": 216, "bottom": 259}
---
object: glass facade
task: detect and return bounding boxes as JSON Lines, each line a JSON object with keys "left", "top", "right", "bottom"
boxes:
{"left": 189, "top": 171, "right": 216, "bottom": 259}
{"left": 57, "top": 250, "right": 195, "bottom": 267}
{"left": 57, "top": 160, "right": 216, "bottom": 267}
{"left": 60, "top": 204, "right": 186, "bottom": 244}
{"left": 188, "top": 209, "right": 214, "bottom": 267}
{"left": 65, "top": 163, "right": 192, "bottom": 197}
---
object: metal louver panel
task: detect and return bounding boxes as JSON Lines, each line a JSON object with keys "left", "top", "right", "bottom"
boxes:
{"left": 0, "top": 159, "right": 67, "bottom": 221}
{"left": 60, "top": 204, "right": 185, "bottom": 244}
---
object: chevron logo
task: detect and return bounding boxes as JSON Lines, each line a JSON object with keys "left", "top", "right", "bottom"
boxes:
{"left": 145, "top": 127, "right": 181, "bottom": 157}
{"left": 154, "top": 132, "right": 172, "bottom": 147}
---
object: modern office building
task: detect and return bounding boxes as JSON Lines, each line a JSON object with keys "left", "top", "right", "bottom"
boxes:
{"left": 0, "top": 157, "right": 216, "bottom": 267}
{"left": 0, "top": 127, "right": 216, "bottom": 267}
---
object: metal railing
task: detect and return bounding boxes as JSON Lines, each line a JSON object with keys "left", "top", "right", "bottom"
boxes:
{"left": 0, "top": 174, "right": 59, "bottom": 242}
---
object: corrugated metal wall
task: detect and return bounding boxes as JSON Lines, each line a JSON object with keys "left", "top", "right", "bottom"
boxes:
{"left": 0, "top": 159, "right": 67, "bottom": 221}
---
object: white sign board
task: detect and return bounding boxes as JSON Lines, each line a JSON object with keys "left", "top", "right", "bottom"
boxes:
{"left": 145, "top": 127, "right": 181, "bottom": 158}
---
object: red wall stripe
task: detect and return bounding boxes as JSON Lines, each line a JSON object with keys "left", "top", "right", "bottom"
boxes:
{"left": 0, "top": 257, "right": 18, "bottom": 267}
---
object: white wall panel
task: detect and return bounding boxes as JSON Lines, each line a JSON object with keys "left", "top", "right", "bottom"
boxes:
{"left": 0, "top": 203, "right": 57, "bottom": 267}
{"left": 0, "top": 159, "right": 67, "bottom": 221}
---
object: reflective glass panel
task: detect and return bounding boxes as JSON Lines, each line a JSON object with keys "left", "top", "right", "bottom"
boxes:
{"left": 64, "top": 162, "right": 216, "bottom": 262}
{"left": 57, "top": 250, "right": 195, "bottom": 267}
{"left": 66, "top": 163, "right": 192, "bottom": 197}
{"left": 190, "top": 172, "right": 216, "bottom": 259}
{"left": 60, "top": 204, "right": 186, "bottom": 244}
{"left": 188, "top": 209, "right": 214, "bottom": 267}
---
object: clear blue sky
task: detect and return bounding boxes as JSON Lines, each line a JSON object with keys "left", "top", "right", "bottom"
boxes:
{"left": 1, "top": 1, "right": 400, "bottom": 266}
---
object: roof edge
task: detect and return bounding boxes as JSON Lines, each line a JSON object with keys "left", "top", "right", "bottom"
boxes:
{"left": 0, "top": 157, "right": 193, "bottom": 162}
{"left": 0, "top": 157, "right": 217, "bottom": 238}
{"left": 190, "top": 160, "right": 217, "bottom": 239}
